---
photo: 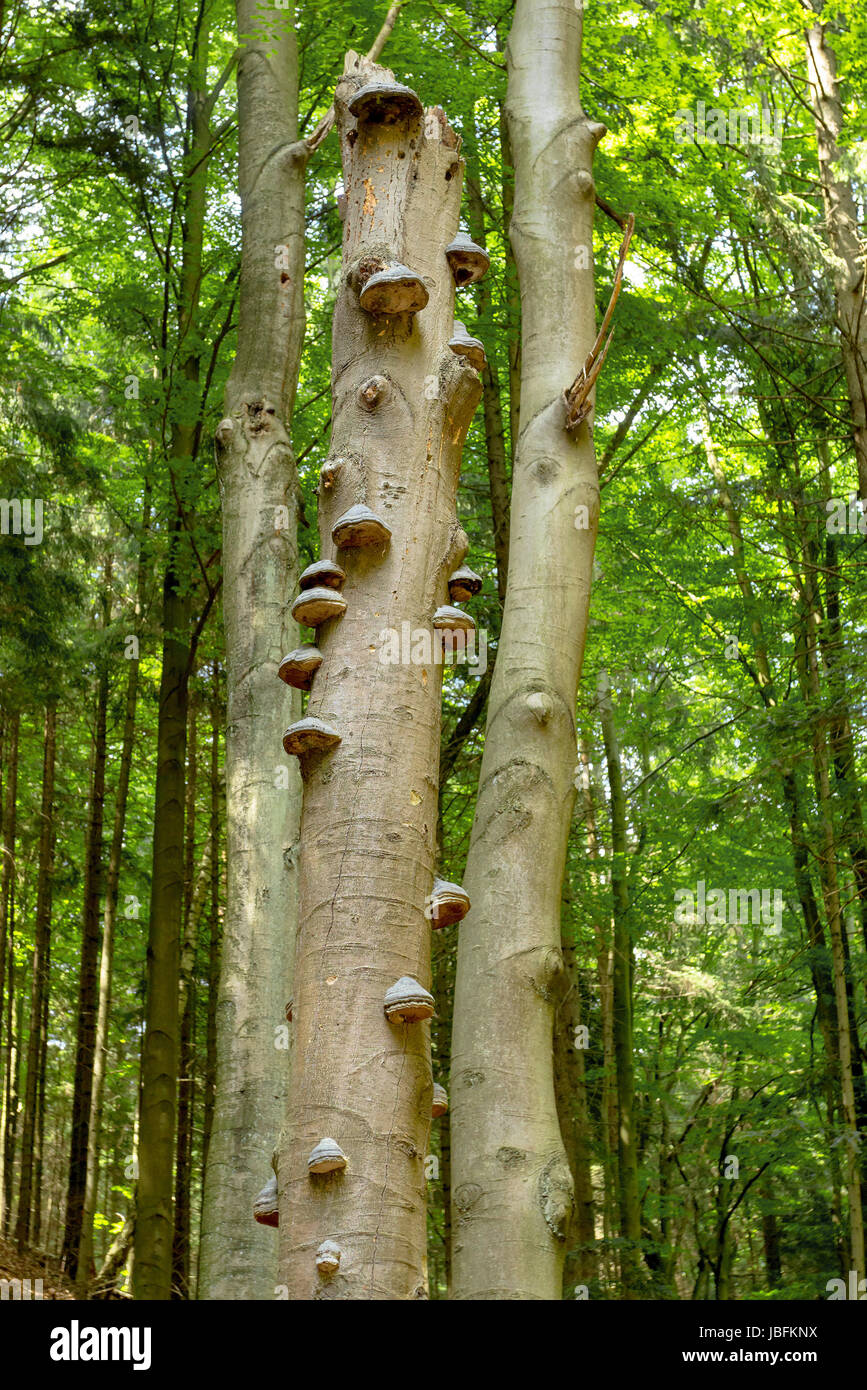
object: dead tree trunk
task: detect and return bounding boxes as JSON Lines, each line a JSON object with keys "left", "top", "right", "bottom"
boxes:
{"left": 277, "top": 54, "right": 481, "bottom": 1300}
{"left": 450, "top": 0, "right": 604, "bottom": 1300}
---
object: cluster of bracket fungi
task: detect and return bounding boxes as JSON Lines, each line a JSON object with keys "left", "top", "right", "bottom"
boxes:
{"left": 257, "top": 74, "right": 484, "bottom": 1280}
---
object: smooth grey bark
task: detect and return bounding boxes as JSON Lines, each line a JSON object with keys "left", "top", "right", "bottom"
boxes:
{"left": 277, "top": 55, "right": 480, "bottom": 1300}
{"left": 450, "top": 0, "right": 603, "bottom": 1300}
{"left": 199, "top": 0, "right": 304, "bottom": 1301}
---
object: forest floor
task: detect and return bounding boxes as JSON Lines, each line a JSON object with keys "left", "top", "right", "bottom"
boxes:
{"left": 0, "top": 1234, "right": 76, "bottom": 1299}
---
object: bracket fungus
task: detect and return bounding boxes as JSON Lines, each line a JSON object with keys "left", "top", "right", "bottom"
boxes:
{"left": 431, "top": 1082, "right": 449, "bottom": 1118}
{"left": 332, "top": 503, "right": 392, "bottom": 549}
{"left": 359, "top": 263, "right": 429, "bottom": 316}
{"left": 429, "top": 876, "right": 470, "bottom": 928}
{"left": 278, "top": 646, "right": 323, "bottom": 692}
{"left": 283, "top": 717, "right": 342, "bottom": 758}
{"left": 448, "top": 321, "right": 487, "bottom": 372}
{"left": 253, "top": 1174, "right": 279, "bottom": 1227}
{"left": 433, "top": 604, "right": 476, "bottom": 634}
{"left": 291, "top": 586, "right": 347, "bottom": 628}
{"left": 307, "top": 1138, "right": 348, "bottom": 1175}
{"left": 447, "top": 564, "right": 483, "bottom": 603}
{"left": 348, "top": 79, "right": 423, "bottom": 126}
{"left": 315, "top": 1240, "right": 342, "bottom": 1276}
{"left": 299, "top": 559, "right": 345, "bottom": 591}
{"left": 384, "top": 975, "right": 435, "bottom": 1024}
{"left": 445, "top": 231, "right": 490, "bottom": 287}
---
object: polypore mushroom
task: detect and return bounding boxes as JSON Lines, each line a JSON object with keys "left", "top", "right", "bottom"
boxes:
{"left": 447, "top": 564, "right": 483, "bottom": 603}
{"left": 431, "top": 1082, "right": 449, "bottom": 1118}
{"left": 348, "top": 80, "right": 423, "bottom": 126}
{"left": 315, "top": 1240, "right": 342, "bottom": 1276}
{"left": 291, "top": 586, "right": 347, "bottom": 627}
{"left": 433, "top": 605, "right": 476, "bottom": 634}
{"left": 277, "top": 646, "right": 323, "bottom": 691}
{"left": 299, "top": 559, "right": 345, "bottom": 591}
{"left": 307, "top": 1138, "right": 347, "bottom": 1175}
{"left": 253, "top": 1173, "right": 278, "bottom": 1227}
{"left": 384, "top": 975, "right": 435, "bottom": 1023}
{"left": 429, "top": 876, "right": 470, "bottom": 928}
{"left": 445, "top": 231, "right": 490, "bottom": 287}
{"left": 448, "top": 321, "right": 487, "bottom": 372}
{"left": 332, "top": 504, "right": 392, "bottom": 549}
{"left": 283, "top": 718, "right": 342, "bottom": 757}
{"left": 359, "top": 263, "right": 429, "bottom": 316}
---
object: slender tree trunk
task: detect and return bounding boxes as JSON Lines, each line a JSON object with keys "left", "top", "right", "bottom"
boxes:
{"left": 135, "top": 12, "right": 214, "bottom": 1298}
{"left": 16, "top": 704, "right": 56, "bottom": 1251}
{"left": 451, "top": 0, "right": 603, "bottom": 1300}
{"left": 64, "top": 590, "right": 110, "bottom": 1280}
{"left": 171, "top": 696, "right": 199, "bottom": 1298}
{"left": 597, "top": 670, "right": 642, "bottom": 1295}
{"left": 277, "top": 53, "right": 480, "bottom": 1300}
{"left": 464, "top": 118, "right": 510, "bottom": 600}
{"left": 79, "top": 496, "right": 149, "bottom": 1284}
{"left": 200, "top": 672, "right": 221, "bottom": 1183}
{"left": 0, "top": 709, "right": 18, "bottom": 1231}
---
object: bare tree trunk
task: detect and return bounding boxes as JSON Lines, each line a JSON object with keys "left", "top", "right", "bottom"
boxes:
{"left": 198, "top": 0, "right": 305, "bottom": 1302}
{"left": 450, "top": 0, "right": 603, "bottom": 1300}
{"left": 16, "top": 704, "right": 56, "bottom": 1250}
{"left": 277, "top": 54, "right": 480, "bottom": 1300}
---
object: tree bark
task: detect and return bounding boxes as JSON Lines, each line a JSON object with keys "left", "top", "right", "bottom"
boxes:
{"left": 277, "top": 54, "right": 480, "bottom": 1300}
{"left": 79, "top": 493, "right": 149, "bottom": 1285}
{"left": 450, "top": 0, "right": 602, "bottom": 1300}
{"left": 64, "top": 578, "right": 110, "bottom": 1281}
{"left": 198, "top": 0, "right": 304, "bottom": 1302}
{"left": 15, "top": 703, "right": 56, "bottom": 1251}
{"left": 135, "top": 9, "right": 213, "bottom": 1299}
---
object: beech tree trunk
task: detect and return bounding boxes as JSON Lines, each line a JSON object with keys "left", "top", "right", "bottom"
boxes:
{"left": 450, "top": 0, "right": 602, "bottom": 1300}
{"left": 277, "top": 53, "right": 480, "bottom": 1300}
{"left": 198, "top": 0, "right": 304, "bottom": 1302}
